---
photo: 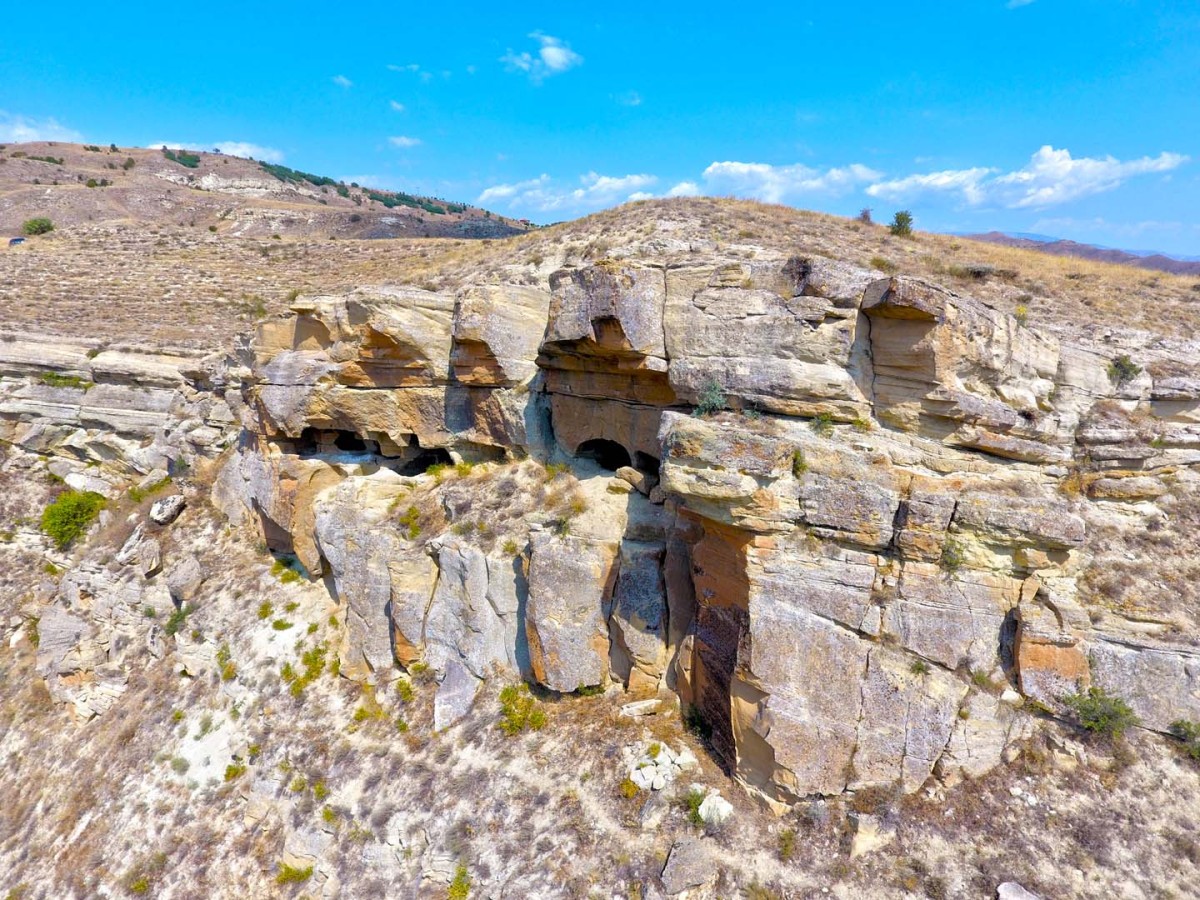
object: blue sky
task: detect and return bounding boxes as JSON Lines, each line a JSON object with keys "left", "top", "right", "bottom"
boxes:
{"left": 1, "top": 1, "right": 1197, "bottom": 253}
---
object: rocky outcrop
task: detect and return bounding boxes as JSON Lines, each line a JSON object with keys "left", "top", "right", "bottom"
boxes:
{"left": 15, "top": 237, "right": 1200, "bottom": 813}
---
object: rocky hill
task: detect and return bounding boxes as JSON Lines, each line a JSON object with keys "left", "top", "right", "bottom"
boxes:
{"left": 1, "top": 198, "right": 1198, "bottom": 899}
{"left": 966, "top": 231, "right": 1200, "bottom": 277}
{"left": 0, "top": 141, "right": 527, "bottom": 240}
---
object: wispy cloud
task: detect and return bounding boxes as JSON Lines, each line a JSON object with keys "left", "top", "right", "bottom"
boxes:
{"left": 614, "top": 91, "right": 642, "bottom": 107}
{"left": 0, "top": 112, "right": 82, "bottom": 143}
{"left": 388, "top": 63, "right": 433, "bottom": 83}
{"left": 388, "top": 135, "right": 422, "bottom": 149}
{"left": 389, "top": 101, "right": 406, "bottom": 113}
{"left": 145, "top": 140, "right": 285, "bottom": 163}
{"left": 501, "top": 32, "right": 583, "bottom": 82}
{"left": 866, "top": 167, "right": 995, "bottom": 205}
{"left": 332, "top": 74, "right": 353, "bottom": 89}
{"left": 867, "top": 146, "right": 1189, "bottom": 209}
{"left": 1006, "top": 0, "right": 1036, "bottom": 8}
{"left": 702, "top": 161, "right": 883, "bottom": 203}
{"left": 477, "top": 172, "right": 654, "bottom": 212}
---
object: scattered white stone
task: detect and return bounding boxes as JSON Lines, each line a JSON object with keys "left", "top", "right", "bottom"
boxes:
{"left": 697, "top": 791, "right": 733, "bottom": 826}
{"left": 619, "top": 698, "right": 662, "bottom": 718}
{"left": 997, "top": 883, "right": 1043, "bottom": 900}
{"left": 675, "top": 746, "right": 699, "bottom": 771}
{"left": 150, "top": 494, "right": 186, "bottom": 525}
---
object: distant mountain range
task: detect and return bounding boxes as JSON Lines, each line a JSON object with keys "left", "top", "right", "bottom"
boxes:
{"left": 964, "top": 231, "right": 1200, "bottom": 276}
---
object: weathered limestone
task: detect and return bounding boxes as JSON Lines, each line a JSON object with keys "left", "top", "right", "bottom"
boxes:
{"left": 525, "top": 532, "right": 619, "bottom": 692}
{"left": 206, "top": 244, "right": 1200, "bottom": 811}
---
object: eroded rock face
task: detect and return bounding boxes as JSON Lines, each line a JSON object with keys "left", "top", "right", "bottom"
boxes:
{"left": 217, "top": 251, "right": 1200, "bottom": 808}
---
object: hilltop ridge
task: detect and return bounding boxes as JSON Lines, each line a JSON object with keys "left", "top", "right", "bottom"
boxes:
{"left": 0, "top": 140, "right": 527, "bottom": 240}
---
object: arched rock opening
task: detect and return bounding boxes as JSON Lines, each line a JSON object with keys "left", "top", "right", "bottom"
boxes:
{"left": 400, "top": 447, "right": 453, "bottom": 476}
{"left": 575, "top": 438, "right": 632, "bottom": 471}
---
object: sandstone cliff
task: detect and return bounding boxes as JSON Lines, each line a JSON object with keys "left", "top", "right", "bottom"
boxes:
{"left": 2, "top": 199, "right": 1199, "bottom": 898}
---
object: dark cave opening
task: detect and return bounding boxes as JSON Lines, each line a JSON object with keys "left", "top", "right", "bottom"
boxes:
{"left": 575, "top": 438, "right": 632, "bottom": 472}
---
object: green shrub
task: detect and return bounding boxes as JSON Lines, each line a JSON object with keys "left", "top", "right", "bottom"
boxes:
{"left": 791, "top": 449, "right": 808, "bottom": 477}
{"left": 619, "top": 777, "right": 639, "bottom": 799}
{"left": 1062, "top": 686, "right": 1139, "bottom": 740}
{"left": 778, "top": 826, "right": 797, "bottom": 861}
{"left": 224, "top": 763, "right": 247, "bottom": 781}
{"left": 869, "top": 256, "right": 897, "bottom": 274}
{"left": 396, "top": 678, "right": 415, "bottom": 703}
{"left": 122, "top": 157, "right": 136, "bottom": 170}
{"left": 259, "top": 161, "right": 337, "bottom": 187}
{"left": 1169, "top": 720, "right": 1200, "bottom": 760}
{"left": 809, "top": 413, "right": 835, "bottom": 436}
{"left": 1107, "top": 354, "right": 1142, "bottom": 387}
{"left": 448, "top": 864, "right": 471, "bottom": 900}
{"left": 40, "top": 372, "right": 91, "bottom": 390}
{"left": 910, "top": 659, "right": 931, "bottom": 676}
{"left": 398, "top": 505, "right": 422, "bottom": 539}
{"left": 257, "top": 601, "right": 273, "bottom": 620}
{"left": 161, "top": 147, "right": 201, "bottom": 168}
{"left": 128, "top": 476, "right": 170, "bottom": 503}
{"left": 889, "top": 210, "right": 914, "bottom": 237}
{"left": 940, "top": 538, "right": 965, "bottom": 573}
{"left": 497, "top": 683, "right": 546, "bottom": 735}
{"left": 288, "top": 643, "right": 328, "bottom": 698}
{"left": 216, "top": 643, "right": 237, "bottom": 681}
{"left": 21, "top": 217, "right": 54, "bottom": 236}
{"left": 164, "top": 604, "right": 194, "bottom": 636}
{"left": 274, "top": 863, "right": 313, "bottom": 885}
{"left": 695, "top": 379, "right": 726, "bottom": 416}
{"left": 40, "top": 490, "right": 106, "bottom": 549}
{"left": 683, "top": 787, "right": 706, "bottom": 826}
{"left": 272, "top": 619, "right": 294, "bottom": 631}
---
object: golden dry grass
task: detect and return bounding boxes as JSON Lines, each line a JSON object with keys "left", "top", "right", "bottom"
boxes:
{"left": 2, "top": 196, "right": 1196, "bottom": 350}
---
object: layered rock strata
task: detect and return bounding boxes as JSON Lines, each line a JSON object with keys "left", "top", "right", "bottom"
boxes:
{"left": 9, "top": 247, "right": 1200, "bottom": 808}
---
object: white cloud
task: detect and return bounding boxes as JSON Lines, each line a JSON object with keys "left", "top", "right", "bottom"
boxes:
{"left": 145, "top": 141, "right": 284, "bottom": 163}
{"left": 667, "top": 181, "right": 701, "bottom": 198}
{"left": 866, "top": 146, "right": 1189, "bottom": 209}
{"left": 476, "top": 172, "right": 655, "bottom": 213}
{"left": 388, "top": 135, "right": 422, "bottom": 149}
{"left": 477, "top": 174, "right": 551, "bottom": 204}
{"left": 701, "top": 161, "right": 882, "bottom": 203}
{"left": 501, "top": 32, "right": 583, "bottom": 82}
{"left": 212, "top": 142, "right": 285, "bottom": 163}
{"left": 995, "top": 146, "right": 1187, "bottom": 208}
{"left": 332, "top": 74, "right": 353, "bottom": 89}
{"left": 388, "top": 63, "right": 420, "bottom": 73}
{"left": 1006, "top": 0, "right": 1036, "bottom": 7}
{"left": 867, "top": 167, "right": 994, "bottom": 204}
{"left": 0, "top": 112, "right": 82, "bottom": 143}
{"left": 389, "top": 100, "right": 406, "bottom": 112}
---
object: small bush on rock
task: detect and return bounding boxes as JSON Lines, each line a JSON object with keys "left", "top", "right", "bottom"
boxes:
{"left": 1107, "top": 354, "right": 1142, "bottom": 387}
{"left": 695, "top": 379, "right": 726, "bottom": 416}
{"left": 1169, "top": 720, "right": 1200, "bottom": 761}
{"left": 41, "top": 490, "right": 106, "bottom": 550}
{"left": 448, "top": 864, "right": 471, "bottom": 900}
{"left": 275, "top": 863, "right": 313, "bottom": 885}
{"left": 1062, "top": 686, "right": 1139, "bottom": 740}
{"left": 497, "top": 683, "right": 546, "bottom": 735}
